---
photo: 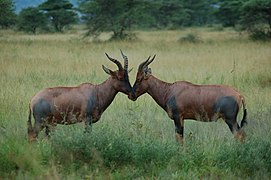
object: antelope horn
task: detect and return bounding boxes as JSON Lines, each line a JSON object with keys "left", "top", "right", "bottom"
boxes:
{"left": 146, "top": 54, "right": 156, "bottom": 67}
{"left": 105, "top": 53, "right": 123, "bottom": 71}
{"left": 120, "top": 49, "right": 128, "bottom": 71}
{"left": 138, "top": 56, "right": 151, "bottom": 71}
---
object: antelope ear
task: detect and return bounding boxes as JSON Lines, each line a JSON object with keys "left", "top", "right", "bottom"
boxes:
{"left": 143, "top": 67, "right": 152, "bottom": 79}
{"left": 102, "top": 65, "right": 113, "bottom": 75}
{"left": 147, "top": 68, "right": 152, "bottom": 75}
{"left": 144, "top": 67, "right": 152, "bottom": 75}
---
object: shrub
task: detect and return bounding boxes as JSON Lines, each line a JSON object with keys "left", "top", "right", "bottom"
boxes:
{"left": 178, "top": 33, "right": 203, "bottom": 43}
{"left": 249, "top": 29, "right": 271, "bottom": 41}
{"left": 214, "top": 138, "right": 271, "bottom": 176}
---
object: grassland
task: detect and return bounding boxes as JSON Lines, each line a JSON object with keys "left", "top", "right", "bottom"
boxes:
{"left": 0, "top": 28, "right": 271, "bottom": 179}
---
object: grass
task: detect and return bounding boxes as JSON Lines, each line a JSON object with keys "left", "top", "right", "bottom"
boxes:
{"left": 0, "top": 28, "right": 271, "bottom": 179}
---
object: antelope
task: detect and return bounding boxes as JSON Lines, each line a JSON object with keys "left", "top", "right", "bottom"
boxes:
{"left": 28, "top": 51, "right": 132, "bottom": 142}
{"left": 129, "top": 55, "right": 248, "bottom": 143}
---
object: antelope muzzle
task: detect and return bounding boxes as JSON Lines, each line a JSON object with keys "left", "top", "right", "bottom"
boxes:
{"left": 128, "top": 88, "right": 137, "bottom": 101}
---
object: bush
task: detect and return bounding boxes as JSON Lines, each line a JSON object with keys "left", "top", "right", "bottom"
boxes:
{"left": 178, "top": 33, "right": 203, "bottom": 43}
{"left": 214, "top": 138, "right": 271, "bottom": 175}
{"left": 210, "top": 25, "right": 224, "bottom": 32}
{"left": 0, "top": 137, "right": 44, "bottom": 177}
{"left": 249, "top": 29, "right": 271, "bottom": 41}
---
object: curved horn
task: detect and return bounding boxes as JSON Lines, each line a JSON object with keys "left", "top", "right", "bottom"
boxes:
{"left": 120, "top": 49, "right": 128, "bottom": 71}
{"left": 146, "top": 54, "right": 156, "bottom": 67}
{"left": 138, "top": 56, "right": 151, "bottom": 71}
{"left": 105, "top": 53, "right": 123, "bottom": 71}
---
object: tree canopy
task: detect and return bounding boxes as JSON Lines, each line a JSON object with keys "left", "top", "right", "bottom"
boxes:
{"left": 2, "top": 0, "right": 271, "bottom": 40}
{"left": 241, "top": 0, "right": 271, "bottom": 39}
{"left": 17, "top": 7, "right": 48, "bottom": 34}
{"left": 0, "top": 0, "right": 16, "bottom": 28}
{"left": 39, "top": 0, "right": 78, "bottom": 32}
{"left": 80, "top": 0, "right": 141, "bottom": 40}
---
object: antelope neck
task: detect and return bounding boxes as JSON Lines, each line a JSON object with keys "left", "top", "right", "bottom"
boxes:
{"left": 147, "top": 75, "right": 172, "bottom": 110}
{"left": 96, "top": 78, "right": 118, "bottom": 110}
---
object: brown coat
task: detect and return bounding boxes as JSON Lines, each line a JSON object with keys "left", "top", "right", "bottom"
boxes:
{"left": 28, "top": 51, "right": 132, "bottom": 142}
{"left": 130, "top": 56, "right": 247, "bottom": 143}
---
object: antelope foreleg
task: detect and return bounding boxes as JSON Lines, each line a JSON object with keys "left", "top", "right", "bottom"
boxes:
{"left": 84, "top": 116, "right": 93, "bottom": 133}
{"left": 174, "top": 117, "right": 184, "bottom": 144}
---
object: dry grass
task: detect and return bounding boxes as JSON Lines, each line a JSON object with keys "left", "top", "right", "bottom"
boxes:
{"left": 0, "top": 28, "right": 271, "bottom": 178}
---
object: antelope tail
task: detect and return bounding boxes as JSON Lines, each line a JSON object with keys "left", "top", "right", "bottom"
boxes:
{"left": 240, "top": 97, "right": 248, "bottom": 128}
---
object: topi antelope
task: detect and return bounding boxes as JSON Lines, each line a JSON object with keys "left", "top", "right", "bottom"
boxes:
{"left": 129, "top": 55, "right": 248, "bottom": 143}
{"left": 28, "top": 51, "right": 132, "bottom": 142}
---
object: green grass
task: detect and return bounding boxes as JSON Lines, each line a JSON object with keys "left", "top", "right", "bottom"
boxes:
{"left": 0, "top": 28, "right": 271, "bottom": 179}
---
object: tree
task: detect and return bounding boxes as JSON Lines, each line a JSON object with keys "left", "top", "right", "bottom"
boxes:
{"left": 182, "top": 0, "right": 216, "bottom": 26}
{"left": 150, "top": 0, "right": 218, "bottom": 28}
{"left": 17, "top": 7, "right": 48, "bottom": 34}
{"left": 149, "top": 0, "right": 189, "bottom": 28}
{"left": 215, "top": 0, "right": 244, "bottom": 27}
{"left": 240, "top": 0, "right": 271, "bottom": 40}
{"left": 0, "top": 0, "right": 16, "bottom": 28}
{"left": 40, "top": 0, "right": 78, "bottom": 32}
{"left": 79, "top": 0, "right": 141, "bottom": 40}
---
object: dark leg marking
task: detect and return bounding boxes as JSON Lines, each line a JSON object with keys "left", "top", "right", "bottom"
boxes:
{"left": 32, "top": 99, "right": 52, "bottom": 139}
{"left": 45, "top": 126, "right": 51, "bottom": 137}
{"left": 213, "top": 96, "right": 240, "bottom": 133}
{"left": 167, "top": 96, "right": 183, "bottom": 141}
{"left": 84, "top": 116, "right": 93, "bottom": 133}
{"left": 44, "top": 124, "right": 56, "bottom": 139}
{"left": 85, "top": 96, "right": 96, "bottom": 133}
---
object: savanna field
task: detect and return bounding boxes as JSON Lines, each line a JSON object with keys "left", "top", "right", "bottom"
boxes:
{"left": 0, "top": 28, "right": 271, "bottom": 179}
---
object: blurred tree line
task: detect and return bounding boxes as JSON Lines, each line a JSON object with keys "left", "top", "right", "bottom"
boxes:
{"left": 1, "top": 0, "right": 271, "bottom": 40}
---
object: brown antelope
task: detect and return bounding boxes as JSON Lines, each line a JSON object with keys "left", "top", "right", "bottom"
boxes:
{"left": 28, "top": 51, "right": 132, "bottom": 142}
{"left": 129, "top": 55, "right": 248, "bottom": 143}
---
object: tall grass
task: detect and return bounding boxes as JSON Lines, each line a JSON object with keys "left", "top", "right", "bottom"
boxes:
{"left": 0, "top": 28, "right": 271, "bottom": 179}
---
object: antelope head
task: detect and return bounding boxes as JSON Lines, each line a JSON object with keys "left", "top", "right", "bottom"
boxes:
{"left": 129, "top": 55, "right": 156, "bottom": 101}
{"left": 102, "top": 50, "right": 133, "bottom": 95}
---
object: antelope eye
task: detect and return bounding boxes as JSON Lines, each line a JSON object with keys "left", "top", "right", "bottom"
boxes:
{"left": 136, "top": 76, "right": 143, "bottom": 82}
{"left": 117, "top": 74, "right": 125, "bottom": 81}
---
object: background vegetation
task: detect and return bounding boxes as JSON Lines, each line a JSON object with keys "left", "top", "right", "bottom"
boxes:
{"left": 1, "top": 0, "right": 271, "bottom": 40}
{"left": 1, "top": 0, "right": 271, "bottom": 179}
{"left": 0, "top": 27, "right": 271, "bottom": 179}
